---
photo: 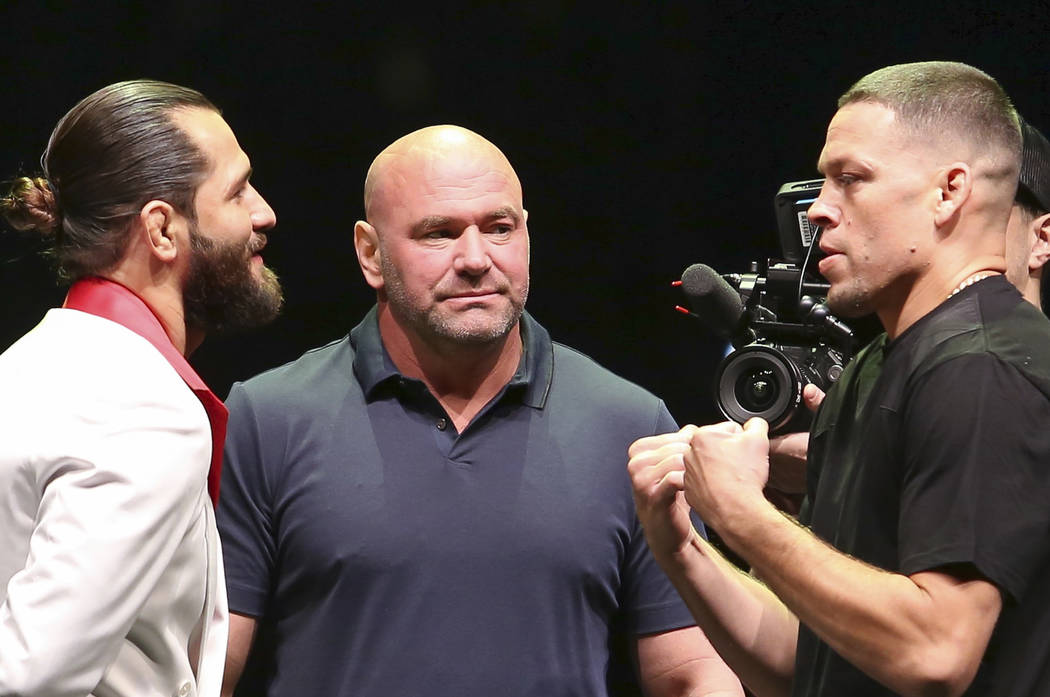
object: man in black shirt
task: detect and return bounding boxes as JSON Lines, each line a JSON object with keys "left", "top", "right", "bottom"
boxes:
{"left": 629, "top": 61, "right": 1050, "bottom": 697}
{"left": 766, "top": 115, "right": 1050, "bottom": 511}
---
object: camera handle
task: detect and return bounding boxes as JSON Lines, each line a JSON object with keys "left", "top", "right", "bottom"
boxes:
{"left": 797, "top": 295, "right": 854, "bottom": 346}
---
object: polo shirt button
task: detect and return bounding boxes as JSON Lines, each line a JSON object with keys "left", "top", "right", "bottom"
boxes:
{"left": 176, "top": 681, "right": 192, "bottom": 697}
{"left": 436, "top": 417, "right": 448, "bottom": 430}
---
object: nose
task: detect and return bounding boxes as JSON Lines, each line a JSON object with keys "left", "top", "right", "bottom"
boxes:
{"left": 249, "top": 184, "right": 277, "bottom": 230}
{"left": 806, "top": 183, "right": 839, "bottom": 231}
{"left": 453, "top": 226, "right": 492, "bottom": 276}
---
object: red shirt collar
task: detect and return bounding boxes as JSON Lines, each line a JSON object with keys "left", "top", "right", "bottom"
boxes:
{"left": 64, "top": 277, "right": 204, "bottom": 390}
{"left": 63, "top": 277, "right": 227, "bottom": 506}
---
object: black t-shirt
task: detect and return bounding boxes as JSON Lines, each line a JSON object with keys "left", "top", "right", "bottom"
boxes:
{"left": 795, "top": 276, "right": 1050, "bottom": 697}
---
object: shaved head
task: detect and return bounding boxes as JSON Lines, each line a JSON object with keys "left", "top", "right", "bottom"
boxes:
{"left": 363, "top": 125, "right": 523, "bottom": 227}
{"left": 353, "top": 124, "right": 530, "bottom": 353}
{"left": 838, "top": 62, "right": 1021, "bottom": 190}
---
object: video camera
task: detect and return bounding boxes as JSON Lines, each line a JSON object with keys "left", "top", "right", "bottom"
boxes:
{"left": 676, "top": 179, "right": 856, "bottom": 433}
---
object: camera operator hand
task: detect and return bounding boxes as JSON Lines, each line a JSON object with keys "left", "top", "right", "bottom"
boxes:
{"left": 627, "top": 426, "right": 703, "bottom": 564}
{"left": 681, "top": 418, "right": 773, "bottom": 535}
{"left": 765, "top": 385, "right": 825, "bottom": 510}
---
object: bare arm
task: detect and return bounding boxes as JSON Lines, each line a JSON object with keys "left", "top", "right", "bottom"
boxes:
{"left": 221, "top": 612, "right": 258, "bottom": 697}
{"left": 683, "top": 418, "right": 1001, "bottom": 697}
{"left": 635, "top": 625, "right": 744, "bottom": 697}
{"left": 629, "top": 432, "right": 799, "bottom": 697}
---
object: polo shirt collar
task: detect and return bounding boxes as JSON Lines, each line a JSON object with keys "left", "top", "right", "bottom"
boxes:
{"left": 350, "top": 306, "right": 554, "bottom": 409}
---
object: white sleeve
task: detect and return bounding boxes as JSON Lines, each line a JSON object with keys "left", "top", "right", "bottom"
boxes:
{"left": 0, "top": 367, "right": 211, "bottom": 697}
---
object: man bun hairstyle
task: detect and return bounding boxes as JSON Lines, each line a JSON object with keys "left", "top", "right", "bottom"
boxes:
{"left": 0, "top": 79, "right": 218, "bottom": 281}
{"left": 1, "top": 177, "right": 59, "bottom": 235}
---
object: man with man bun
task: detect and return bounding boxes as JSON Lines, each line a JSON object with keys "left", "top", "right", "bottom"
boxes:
{"left": 0, "top": 79, "right": 282, "bottom": 697}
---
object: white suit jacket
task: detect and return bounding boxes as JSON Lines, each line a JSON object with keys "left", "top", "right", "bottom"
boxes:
{"left": 0, "top": 302, "right": 228, "bottom": 697}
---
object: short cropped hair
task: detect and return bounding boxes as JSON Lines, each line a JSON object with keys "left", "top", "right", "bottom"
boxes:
{"left": 1, "top": 79, "right": 217, "bottom": 281}
{"left": 839, "top": 61, "right": 1021, "bottom": 177}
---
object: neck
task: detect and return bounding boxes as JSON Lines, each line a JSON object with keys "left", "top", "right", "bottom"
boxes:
{"left": 1024, "top": 273, "right": 1043, "bottom": 310}
{"left": 879, "top": 258, "right": 1004, "bottom": 340}
{"left": 103, "top": 269, "right": 193, "bottom": 356}
{"left": 377, "top": 304, "right": 523, "bottom": 431}
{"left": 185, "top": 326, "right": 206, "bottom": 356}
{"left": 878, "top": 185, "right": 1014, "bottom": 337}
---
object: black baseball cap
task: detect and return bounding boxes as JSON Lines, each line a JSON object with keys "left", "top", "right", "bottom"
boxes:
{"left": 1019, "top": 115, "right": 1050, "bottom": 214}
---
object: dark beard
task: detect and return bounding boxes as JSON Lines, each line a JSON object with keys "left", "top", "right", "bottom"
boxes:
{"left": 182, "top": 226, "right": 283, "bottom": 334}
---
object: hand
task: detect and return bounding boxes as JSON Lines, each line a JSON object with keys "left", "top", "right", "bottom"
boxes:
{"left": 802, "top": 383, "right": 826, "bottom": 412}
{"left": 682, "top": 418, "right": 771, "bottom": 531}
{"left": 628, "top": 427, "right": 701, "bottom": 561}
{"left": 766, "top": 384, "right": 826, "bottom": 495}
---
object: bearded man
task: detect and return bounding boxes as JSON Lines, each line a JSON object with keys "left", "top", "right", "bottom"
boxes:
{"left": 0, "top": 79, "right": 283, "bottom": 697}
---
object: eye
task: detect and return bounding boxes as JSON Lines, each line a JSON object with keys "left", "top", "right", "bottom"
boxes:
{"left": 424, "top": 229, "right": 452, "bottom": 239}
{"left": 488, "top": 223, "right": 514, "bottom": 235}
{"left": 836, "top": 173, "right": 859, "bottom": 187}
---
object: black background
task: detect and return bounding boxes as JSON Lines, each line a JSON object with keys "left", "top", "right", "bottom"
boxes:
{"left": 3, "top": 2, "right": 1049, "bottom": 426}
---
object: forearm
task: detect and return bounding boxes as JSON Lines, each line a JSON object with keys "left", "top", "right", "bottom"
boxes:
{"left": 717, "top": 500, "right": 995, "bottom": 697}
{"left": 653, "top": 527, "right": 798, "bottom": 697}
{"left": 222, "top": 612, "right": 258, "bottom": 697}
{"left": 628, "top": 431, "right": 798, "bottom": 696}
{"left": 636, "top": 626, "right": 744, "bottom": 697}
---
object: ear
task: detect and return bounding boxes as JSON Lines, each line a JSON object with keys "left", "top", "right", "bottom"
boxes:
{"left": 933, "top": 163, "right": 972, "bottom": 227}
{"left": 354, "top": 220, "right": 384, "bottom": 290}
{"left": 521, "top": 208, "right": 531, "bottom": 262}
{"left": 138, "top": 199, "right": 185, "bottom": 263}
{"left": 1029, "top": 212, "right": 1050, "bottom": 273}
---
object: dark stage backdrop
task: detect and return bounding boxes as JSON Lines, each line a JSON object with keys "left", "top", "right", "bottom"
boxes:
{"left": 3, "top": 2, "right": 1049, "bottom": 426}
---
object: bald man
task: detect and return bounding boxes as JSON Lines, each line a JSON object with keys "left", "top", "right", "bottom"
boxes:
{"left": 216, "top": 126, "right": 742, "bottom": 697}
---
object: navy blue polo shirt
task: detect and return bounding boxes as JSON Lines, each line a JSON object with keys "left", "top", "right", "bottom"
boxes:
{"left": 218, "top": 308, "right": 699, "bottom": 697}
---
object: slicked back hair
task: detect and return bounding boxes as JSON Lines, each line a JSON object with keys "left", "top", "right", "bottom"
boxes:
{"left": 3, "top": 79, "right": 218, "bottom": 281}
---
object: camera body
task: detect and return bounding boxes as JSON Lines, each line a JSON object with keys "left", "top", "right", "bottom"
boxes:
{"left": 710, "top": 179, "right": 855, "bottom": 432}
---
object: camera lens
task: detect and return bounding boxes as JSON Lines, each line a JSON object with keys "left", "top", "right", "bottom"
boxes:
{"left": 715, "top": 344, "right": 802, "bottom": 432}
{"left": 735, "top": 367, "right": 780, "bottom": 412}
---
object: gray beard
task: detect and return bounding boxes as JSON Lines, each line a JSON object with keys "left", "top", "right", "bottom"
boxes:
{"left": 379, "top": 253, "right": 526, "bottom": 347}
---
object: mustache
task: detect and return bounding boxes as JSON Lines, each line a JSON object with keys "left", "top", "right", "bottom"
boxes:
{"left": 435, "top": 281, "right": 509, "bottom": 299}
{"left": 247, "top": 233, "right": 268, "bottom": 255}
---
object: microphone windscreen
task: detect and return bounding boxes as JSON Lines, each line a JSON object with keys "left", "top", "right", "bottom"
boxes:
{"left": 680, "top": 263, "right": 744, "bottom": 339}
